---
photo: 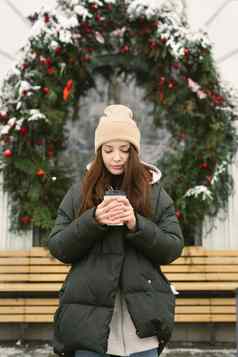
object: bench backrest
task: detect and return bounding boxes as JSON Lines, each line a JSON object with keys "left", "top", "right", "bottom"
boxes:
{"left": 0, "top": 246, "right": 238, "bottom": 292}
{"left": 162, "top": 246, "right": 238, "bottom": 292}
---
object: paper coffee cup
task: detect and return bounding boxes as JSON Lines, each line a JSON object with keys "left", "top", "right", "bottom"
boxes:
{"left": 104, "top": 190, "right": 126, "bottom": 226}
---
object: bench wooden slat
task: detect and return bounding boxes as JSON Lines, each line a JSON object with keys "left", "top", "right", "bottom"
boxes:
{"left": 0, "top": 258, "right": 62, "bottom": 266}
{"left": 0, "top": 274, "right": 67, "bottom": 282}
{"left": 0, "top": 251, "right": 31, "bottom": 257}
{"left": 165, "top": 273, "right": 238, "bottom": 281}
{"left": 0, "top": 258, "right": 30, "bottom": 266}
{"left": 1, "top": 246, "right": 238, "bottom": 257}
{"left": 0, "top": 248, "right": 49, "bottom": 257}
{"left": 175, "top": 306, "right": 235, "bottom": 314}
{"left": 0, "top": 283, "right": 62, "bottom": 291}
{"left": 181, "top": 247, "right": 238, "bottom": 257}
{"left": 2, "top": 314, "right": 234, "bottom": 323}
{"left": 174, "top": 282, "right": 238, "bottom": 290}
{"left": 30, "top": 248, "right": 52, "bottom": 257}
{"left": 2, "top": 264, "right": 237, "bottom": 274}
{"left": 0, "top": 266, "right": 69, "bottom": 273}
{"left": 0, "top": 272, "right": 237, "bottom": 283}
{"left": 1, "top": 273, "right": 238, "bottom": 283}
{"left": 176, "top": 298, "right": 235, "bottom": 305}
{"left": 3, "top": 264, "right": 238, "bottom": 274}
{"left": 161, "top": 265, "right": 238, "bottom": 273}
{"left": 175, "top": 315, "right": 236, "bottom": 322}
{"left": 0, "top": 281, "right": 236, "bottom": 292}
{"left": 170, "top": 257, "right": 238, "bottom": 265}
{"left": 0, "top": 313, "right": 235, "bottom": 323}
{"left": 0, "top": 315, "right": 53, "bottom": 322}
{"left": 0, "top": 306, "right": 57, "bottom": 314}
{"left": 2, "top": 255, "right": 238, "bottom": 266}
{"left": 0, "top": 298, "right": 58, "bottom": 306}
{"left": 1, "top": 306, "right": 235, "bottom": 316}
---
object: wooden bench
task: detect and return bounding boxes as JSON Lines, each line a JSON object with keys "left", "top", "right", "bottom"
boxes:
{"left": 162, "top": 246, "right": 238, "bottom": 323}
{"left": 0, "top": 247, "right": 237, "bottom": 323}
{"left": 0, "top": 248, "right": 64, "bottom": 323}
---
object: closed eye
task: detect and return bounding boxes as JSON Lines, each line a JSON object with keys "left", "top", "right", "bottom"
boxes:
{"left": 103, "top": 149, "right": 129, "bottom": 153}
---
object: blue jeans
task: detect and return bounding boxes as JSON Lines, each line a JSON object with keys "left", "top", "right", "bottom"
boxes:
{"left": 75, "top": 348, "right": 158, "bottom": 357}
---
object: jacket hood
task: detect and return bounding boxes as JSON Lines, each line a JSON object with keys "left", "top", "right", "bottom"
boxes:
{"left": 140, "top": 160, "right": 162, "bottom": 184}
{"left": 86, "top": 160, "right": 162, "bottom": 185}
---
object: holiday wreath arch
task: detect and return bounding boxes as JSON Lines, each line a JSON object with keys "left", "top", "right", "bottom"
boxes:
{"left": 0, "top": 0, "right": 237, "bottom": 244}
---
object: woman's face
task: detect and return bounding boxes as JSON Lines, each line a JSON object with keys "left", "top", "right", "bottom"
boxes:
{"left": 101, "top": 140, "right": 130, "bottom": 175}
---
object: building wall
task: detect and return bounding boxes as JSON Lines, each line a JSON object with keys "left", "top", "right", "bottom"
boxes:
{"left": 0, "top": 174, "right": 32, "bottom": 249}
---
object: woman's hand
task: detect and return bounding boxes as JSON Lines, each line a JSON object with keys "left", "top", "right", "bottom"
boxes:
{"left": 116, "top": 197, "right": 137, "bottom": 231}
{"left": 95, "top": 199, "right": 126, "bottom": 226}
{"left": 95, "top": 197, "right": 136, "bottom": 230}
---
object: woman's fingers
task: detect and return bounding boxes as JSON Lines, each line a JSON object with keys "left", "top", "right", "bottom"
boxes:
{"left": 109, "top": 208, "right": 132, "bottom": 221}
{"left": 101, "top": 213, "right": 124, "bottom": 225}
{"left": 107, "top": 201, "right": 124, "bottom": 210}
{"left": 96, "top": 198, "right": 133, "bottom": 225}
{"left": 105, "top": 207, "right": 125, "bottom": 222}
{"left": 103, "top": 206, "right": 129, "bottom": 225}
{"left": 107, "top": 205, "right": 125, "bottom": 214}
{"left": 115, "top": 197, "right": 130, "bottom": 206}
{"left": 102, "top": 200, "right": 124, "bottom": 211}
{"left": 117, "top": 213, "right": 132, "bottom": 222}
{"left": 96, "top": 204, "right": 125, "bottom": 225}
{"left": 103, "top": 196, "right": 130, "bottom": 207}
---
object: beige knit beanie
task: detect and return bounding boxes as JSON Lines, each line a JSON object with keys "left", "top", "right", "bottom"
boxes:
{"left": 95, "top": 104, "right": 141, "bottom": 153}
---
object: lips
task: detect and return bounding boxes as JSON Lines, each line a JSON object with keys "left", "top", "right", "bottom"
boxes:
{"left": 111, "top": 166, "right": 123, "bottom": 169}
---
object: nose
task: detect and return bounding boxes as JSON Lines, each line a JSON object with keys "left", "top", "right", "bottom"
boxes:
{"left": 112, "top": 151, "right": 122, "bottom": 162}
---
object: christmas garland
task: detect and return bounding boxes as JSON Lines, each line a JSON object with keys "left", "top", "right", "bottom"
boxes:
{"left": 0, "top": 0, "right": 237, "bottom": 244}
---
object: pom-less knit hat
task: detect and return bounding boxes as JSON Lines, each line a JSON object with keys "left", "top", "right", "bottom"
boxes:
{"left": 95, "top": 104, "right": 141, "bottom": 153}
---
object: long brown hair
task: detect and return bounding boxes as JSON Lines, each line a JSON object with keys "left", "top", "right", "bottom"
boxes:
{"left": 78, "top": 145, "right": 152, "bottom": 217}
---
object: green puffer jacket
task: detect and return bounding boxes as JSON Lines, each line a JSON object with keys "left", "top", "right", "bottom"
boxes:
{"left": 48, "top": 165, "right": 184, "bottom": 357}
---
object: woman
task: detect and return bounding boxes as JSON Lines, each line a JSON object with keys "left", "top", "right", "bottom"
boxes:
{"left": 48, "top": 104, "right": 184, "bottom": 357}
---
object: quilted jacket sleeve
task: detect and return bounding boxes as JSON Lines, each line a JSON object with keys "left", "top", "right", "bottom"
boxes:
{"left": 48, "top": 184, "right": 108, "bottom": 264}
{"left": 125, "top": 184, "right": 184, "bottom": 265}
